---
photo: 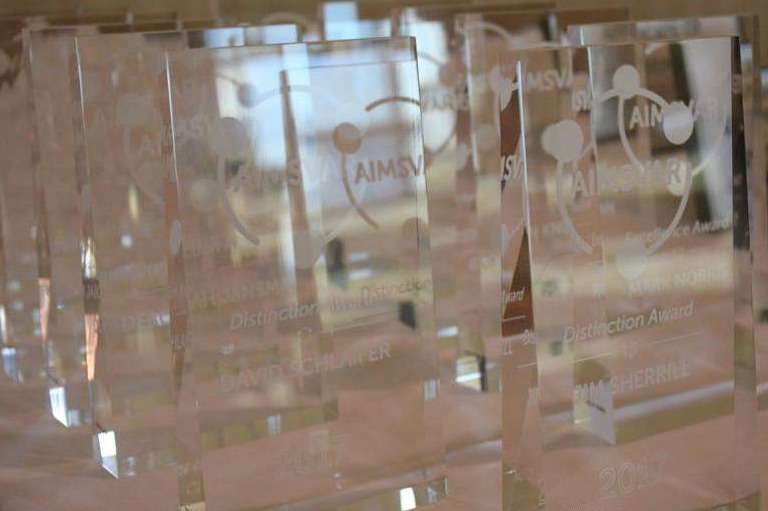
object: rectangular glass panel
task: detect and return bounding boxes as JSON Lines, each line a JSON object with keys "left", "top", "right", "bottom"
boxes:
{"left": 567, "top": 16, "right": 764, "bottom": 294}
{"left": 74, "top": 24, "right": 298, "bottom": 479}
{"left": 165, "top": 37, "right": 446, "bottom": 511}
{"left": 502, "top": 37, "right": 760, "bottom": 511}
{"left": 0, "top": 12, "right": 170, "bottom": 388}
{"left": 566, "top": 28, "right": 767, "bottom": 508}
{"left": 458, "top": 6, "right": 629, "bottom": 397}
{"left": 0, "top": 19, "right": 42, "bottom": 385}
{"left": 24, "top": 20, "right": 198, "bottom": 429}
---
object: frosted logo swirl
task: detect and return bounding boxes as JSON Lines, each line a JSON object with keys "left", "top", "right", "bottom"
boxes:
{"left": 190, "top": 86, "right": 424, "bottom": 270}
{"left": 543, "top": 64, "right": 727, "bottom": 280}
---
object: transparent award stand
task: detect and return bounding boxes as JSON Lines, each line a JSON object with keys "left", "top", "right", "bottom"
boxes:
{"left": 23, "top": 20, "right": 204, "bottom": 428}
{"left": 565, "top": 27, "right": 766, "bottom": 506}
{"left": 165, "top": 37, "right": 445, "bottom": 511}
{"left": 23, "top": 21, "right": 225, "bottom": 427}
{"left": 457, "top": 6, "right": 629, "bottom": 396}
{"left": 0, "top": 18, "right": 44, "bottom": 385}
{"left": 391, "top": 0, "right": 554, "bottom": 398}
{"left": 502, "top": 37, "right": 760, "bottom": 511}
{"left": 0, "top": 13, "right": 171, "bottom": 386}
{"left": 74, "top": 24, "right": 299, "bottom": 478}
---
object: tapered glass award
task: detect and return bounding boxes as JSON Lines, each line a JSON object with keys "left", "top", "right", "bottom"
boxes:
{"left": 502, "top": 37, "right": 760, "bottom": 511}
{"left": 391, "top": 0, "right": 554, "bottom": 396}
{"left": 74, "top": 24, "right": 298, "bottom": 478}
{"left": 0, "top": 18, "right": 44, "bottom": 385}
{"left": 566, "top": 30, "right": 766, "bottom": 506}
{"left": 24, "top": 20, "right": 195, "bottom": 428}
{"left": 0, "top": 13, "right": 162, "bottom": 385}
{"left": 165, "top": 37, "right": 445, "bottom": 511}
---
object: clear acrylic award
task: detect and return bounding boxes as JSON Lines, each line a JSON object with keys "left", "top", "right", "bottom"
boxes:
{"left": 457, "top": 6, "right": 628, "bottom": 398}
{"left": 0, "top": 14, "right": 149, "bottom": 385}
{"left": 74, "top": 24, "right": 299, "bottom": 478}
{"left": 165, "top": 37, "right": 445, "bottom": 510}
{"left": 502, "top": 37, "right": 760, "bottom": 511}
{"left": 0, "top": 18, "right": 43, "bottom": 384}
{"left": 24, "top": 20, "right": 190, "bottom": 428}
{"left": 566, "top": 13, "right": 766, "bottom": 346}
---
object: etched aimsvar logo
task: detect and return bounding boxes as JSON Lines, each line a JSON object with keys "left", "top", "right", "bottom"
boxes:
{"left": 191, "top": 87, "right": 426, "bottom": 270}
{"left": 544, "top": 64, "right": 726, "bottom": 280}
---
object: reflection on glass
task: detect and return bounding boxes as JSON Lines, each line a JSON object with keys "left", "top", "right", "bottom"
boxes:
{"left": 165, "top": 37, "right": 445, "bottom": 511}
{"left": 567, "top": 13, "right": 764, "bottom": 313}
{"left": 75, "top": 24, "right": 298, "bottom": 479}
{"left": 503, "top": 37, "right": 759, "bottom": 511}
{"left": 0, "top": 11, "right": 181, "bottom": 386}
{"left": 0, "top": 18, "right": 43, "bottom": 385}
{"left": 24, "top": 20, "right": 188, "bottom": 428}
{"left": 566, "top": 27, "right": 766, "bottom": 501}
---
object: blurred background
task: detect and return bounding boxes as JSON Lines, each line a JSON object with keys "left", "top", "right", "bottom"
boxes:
{"left": 2, "top": 0, "right": 766, "bottom": 65}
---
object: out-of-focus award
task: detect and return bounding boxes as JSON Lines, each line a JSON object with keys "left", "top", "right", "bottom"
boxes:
{"left": 74, "top": 24, "right": 298, "bottom": 478}
{"left": 224, "top": 5, "right": 321, "bottom": 41}
{"left": 0, "top": 13, "right": 157, "bottom": 385}
{"left": 24, "top": 20, "right": 188, "bottom": 428}
{"left": 0, "top": 18, "right": 44, "bottom": 384}
{"left": 502, "top": 37, "right": 760, "bottom": 511}
{"left": 165, "top": 37, "right": 445, "bottom": 510}
{"left": 0, "top": 10, "right": 182, "bottom": 381}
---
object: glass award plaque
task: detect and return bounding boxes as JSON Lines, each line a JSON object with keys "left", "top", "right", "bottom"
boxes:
{"left": 0, "top": 13, "right": 165, "bottom": 385}
{"left": 74, "top": 24, "right": 299, "bottom": 478}
{"left": 567, "top": 13, "right": 767, "bottom": 342}
{"left": 566, "top": 30, "right": 767, "bottom": 498}
{"left": 457, "top": 6, "right": 629, "bottom": 398}
{"left": 391, "top": 1, "right": 551, "bottom": 402}
{"left": 502, "top": 37, "right": 760, "bottom": 511}
{"left": 165, "top": 37, "right": 445, "bottom": 511}
{"left": 0, "top": 18, "right": 44, "bottom": 384}
{"left": 24, "top": 21, "right": 183, "bottom": 428}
